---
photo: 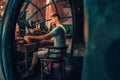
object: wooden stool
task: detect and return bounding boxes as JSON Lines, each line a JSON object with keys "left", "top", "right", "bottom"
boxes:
{"left": 40, "top": 45, "right": 68, "bottom": 80}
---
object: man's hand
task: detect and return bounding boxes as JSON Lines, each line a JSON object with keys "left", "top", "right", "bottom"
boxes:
{"left": 24, "top": 36, "right": 40, "bottom": 43}
{"left": 24, "top": 36, "right": 33, "bottom": 43}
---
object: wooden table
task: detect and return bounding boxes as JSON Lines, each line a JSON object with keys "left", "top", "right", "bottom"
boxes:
{"left": 16, "top": 41, "right": 38, "bottom": 69}
{"left": 16, "top": 38, "right": 54, "bottom": 69}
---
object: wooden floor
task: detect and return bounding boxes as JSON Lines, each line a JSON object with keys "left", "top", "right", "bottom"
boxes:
{"left": 22, "top": 56, "right": 84, "bottom": 80}
{"left": 0, "top": 55, "right": 84, "bottom": 80}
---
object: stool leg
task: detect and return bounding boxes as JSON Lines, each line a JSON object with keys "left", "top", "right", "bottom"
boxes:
{"left": 50, "top": 63, "right": 54, "bottom": 73}
{"left": 62, "top": 61, "right": 65, "bottom": 77}
{"left": 16, "top": 65, "right": 22, "bottom": 74}
{"left": 41, "top": 61, "right": 44, "bottom": 79}
{"left": 59, "top": 62, "right": 62, "bottom": 80}
{"left": 50, "top": 63, "right": 55, "bottom": 80}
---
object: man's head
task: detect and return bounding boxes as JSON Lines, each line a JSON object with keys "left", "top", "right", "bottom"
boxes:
{"left": 51, "top": 13, "right": 61, "bottom": 25}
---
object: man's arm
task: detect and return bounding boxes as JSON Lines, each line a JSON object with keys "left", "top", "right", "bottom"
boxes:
{"left": 33, "top": 32, "right": 53, "bottom": 40}
{"left": 40, "top": 39, "right": 54, "bottom": 47}
{"left": 24, "top": 32, "right": 53, "bottom": 42}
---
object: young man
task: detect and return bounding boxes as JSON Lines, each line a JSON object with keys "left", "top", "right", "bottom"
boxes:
{"left": 23, "top": 13, "right": 66, "bottom": 77}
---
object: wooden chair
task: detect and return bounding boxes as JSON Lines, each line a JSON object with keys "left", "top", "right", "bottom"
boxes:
{"left": 40, "top": 45, "right": 68, "bottom": 80}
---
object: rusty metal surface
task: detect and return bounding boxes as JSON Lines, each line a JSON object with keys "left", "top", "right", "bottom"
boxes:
{"left": 82, "top": 0, "right": 120, "bottom": 80}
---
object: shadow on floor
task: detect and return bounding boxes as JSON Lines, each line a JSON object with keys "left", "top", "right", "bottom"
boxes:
{"left": 65, "top": 56, "right": 83, "bottom": 80}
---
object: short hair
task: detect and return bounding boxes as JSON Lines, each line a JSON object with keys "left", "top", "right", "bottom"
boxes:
{"left": 51, "top": 13, "right": 61, "bottom": 20}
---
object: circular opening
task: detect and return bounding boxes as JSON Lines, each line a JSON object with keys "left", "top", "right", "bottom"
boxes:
{"left": 0, "top": 0, "right": 85, "bottom": 79}
{"left": 0, "top": 0, "right": 75, "bottom": 79}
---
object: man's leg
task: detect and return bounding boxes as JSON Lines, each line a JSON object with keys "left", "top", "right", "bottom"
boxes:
{"left": 22, "top": 52, "right": 39, "bottom": 77}
{"left": 29, "top": 48, "right": 48, "bottom": 71}
{"left": 29, "top": 52, "right": 39, "bottom": 71}
{"left": 22, "top": 49, "right": 48, "bottom": 77}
